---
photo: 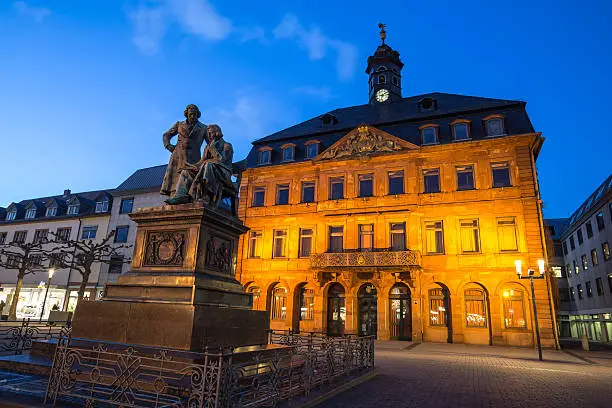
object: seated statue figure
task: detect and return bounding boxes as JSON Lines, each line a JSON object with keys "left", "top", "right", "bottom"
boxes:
{"left": 165, "top": 124, "right": 236, "bottom": 207}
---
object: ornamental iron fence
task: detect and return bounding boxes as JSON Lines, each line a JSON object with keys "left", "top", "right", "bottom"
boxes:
{"left": 44, "top": 329, "right": 375, "bottom": 407}
{"left": 0, "top": 319, "right": 69, "bottom": 355}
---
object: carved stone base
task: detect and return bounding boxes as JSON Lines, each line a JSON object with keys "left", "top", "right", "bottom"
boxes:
{"left": 71, "top": 202, "right": 269, "bottom": 350}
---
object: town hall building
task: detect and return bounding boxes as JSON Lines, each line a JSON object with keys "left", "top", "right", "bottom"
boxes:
{"left": 235, "top": 32, "right": 558, "bottom": 347}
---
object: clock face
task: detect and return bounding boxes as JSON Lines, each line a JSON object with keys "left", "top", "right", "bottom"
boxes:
{"left": 376, "top": 88, "right": 389, "bottom": 102}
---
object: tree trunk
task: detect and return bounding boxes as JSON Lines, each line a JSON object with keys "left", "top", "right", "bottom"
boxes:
{"left": 76, "top": 268, "right": 91, "bottom": 305}
{"left": 8, "top": 271, "right": 25, "bottom": 320}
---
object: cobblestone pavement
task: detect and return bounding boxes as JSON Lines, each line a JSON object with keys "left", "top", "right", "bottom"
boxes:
{"left": 324, "top": 343, "right": 612, "bottom": 408}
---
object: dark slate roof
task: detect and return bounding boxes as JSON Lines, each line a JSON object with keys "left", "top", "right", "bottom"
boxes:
{"left": 0, "top": 207, "right": 6, "bottom": 219}
{"left": 563, "top": 174, "right": 612, "bottom": 236}
{"left": 0, "top": 189, "right": 114, "bottom": 224}
{"left": 246, "top": 92, "right": 533, "bottom": 168}
{"left": 543, "top": 218, "right": 568, "bottom": 240}
{"left": 115, "top": 164, "right": 168, "bottom": 192}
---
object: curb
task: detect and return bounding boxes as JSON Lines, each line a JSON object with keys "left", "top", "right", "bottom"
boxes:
{"left": 562, "top": 349, "right": 597, "bottom": 365}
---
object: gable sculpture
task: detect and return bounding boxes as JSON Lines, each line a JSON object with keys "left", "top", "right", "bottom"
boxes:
{"left": 317, "top": 125, "right": 416, "bottom": 160}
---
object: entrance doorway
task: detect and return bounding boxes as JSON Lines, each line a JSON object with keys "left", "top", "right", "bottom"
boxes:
{"left": 389, "top": 283, "right": 411, "bottom": 340}
{"left": 358, "top": 283, "right": 377, "bottom": 338}
{"left": 327, "top": 283, "right": 345, "bottom": 336}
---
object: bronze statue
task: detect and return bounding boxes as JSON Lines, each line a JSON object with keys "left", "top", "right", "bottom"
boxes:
{"left": 161, "top": 104, "right": 207, "bottom": 197}
{"left": 165, "top": 124, "right": 237, "bottom": 208}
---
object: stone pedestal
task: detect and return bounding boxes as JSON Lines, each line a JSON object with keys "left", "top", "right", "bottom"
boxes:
{"left": 71, "top": 202, "right": 269, "bottom": 350}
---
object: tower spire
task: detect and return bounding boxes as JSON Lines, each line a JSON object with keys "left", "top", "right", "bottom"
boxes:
{"left": 378, "top": 23, "right": 386, "bottom": 45}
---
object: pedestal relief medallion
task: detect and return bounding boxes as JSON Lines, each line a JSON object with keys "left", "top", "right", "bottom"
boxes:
{"left": 143, "top": 230, "right": 186, "bottom": 266}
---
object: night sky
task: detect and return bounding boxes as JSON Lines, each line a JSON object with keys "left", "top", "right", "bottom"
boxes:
{"left": 0, "top": 0, "right": 610, "bottom": 217}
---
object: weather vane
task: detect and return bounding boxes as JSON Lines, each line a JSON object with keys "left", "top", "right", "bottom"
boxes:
{"left": 378, "top": 23, "right": 387, "bottom": 45}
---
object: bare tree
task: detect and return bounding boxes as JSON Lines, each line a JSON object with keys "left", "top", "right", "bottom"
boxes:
{"left": 50, "top": 230, "right": 132, "bottom": 304}
{"left": 0, "top": 239, "right": 51, "bottom": 320}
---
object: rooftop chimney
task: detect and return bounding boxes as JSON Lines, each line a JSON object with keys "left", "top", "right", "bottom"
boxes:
{"left": 63, "top": 189, "right": 71, "bottom": 197}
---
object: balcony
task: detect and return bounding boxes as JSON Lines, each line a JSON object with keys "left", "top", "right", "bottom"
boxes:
{"left": 310, "top": 248, "right": 421, "bottom": 269}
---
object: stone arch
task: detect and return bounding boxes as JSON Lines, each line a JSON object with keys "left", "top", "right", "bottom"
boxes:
{"left": 461, "top": 282, "right": 492, "bottom": 345}
{"left": 244, "top": 281, "right": 262, "bottom": 310}
{"left": 293, "top": 282, "right": 316, "bottom": 332}
{"left": 325, "top": 282, "right": 346, "bottom": 336}
{"left": 267, "top": 281, "right": 290, "bottom": 323}
{"left": 426, "top": 281, "right": 453, "bottom": 343}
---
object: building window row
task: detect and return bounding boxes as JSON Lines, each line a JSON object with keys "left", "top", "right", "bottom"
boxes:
{"left": 565, "top": 210, "right": 608, "bottom": 252}
{"left": 251, "top": 163, "right": 512, "bottom": 207}
{"left": 258, "top": 143, "right": 320, "bottom": 165}
{"left": 420, "top": 117, "right": 505, "bottom": 145}
{"left": 567, "top": 242, "right": 611, "bottom": 276}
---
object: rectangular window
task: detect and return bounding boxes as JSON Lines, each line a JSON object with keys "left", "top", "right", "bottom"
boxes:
{"left": 566, "top": 263, "right": 571, "bottom": 276}
{"left": 596, "top": 211, "right": 605, "bottom": 231}
{"left": 595, "top": 277, "right": 604, "bottom": 296}
{"left": 423, "top": 169, "right": 440, "bottom": 193}
{"left": 119, "top": 198, "right": 134, "bottom": 214}
{"left": 577, "top": 284, "right": 583, "bottom": 300}
{"left": 282, "top": 146, "right": 294, "bottom": 162}
{"left": 48, "top": 253, "right": 65, "bottom": 268}
{"left": 0, "top": 232, "right": 6, "bottom": 245}
{"left": 390, "top": 222, "right": 406, "bottom": 251}
{"left": 273, "top": 230, "right": 287, "bottom": 258}
{"left": 358, "top": 174, "right": 374, "bottom": 197}
{"left": 114, "top": 226, "right": 129, "bottom": 243}
{"left": 252, "top": 186, "right": 265, "bottom": 207}
{"left": 591, "top": 249, "right": 599, "bottom": 266}
{"left": 491, "top": 162, "right": 511, "bottom": 188}
{"left": 248, "top": 231, "right": 262, "bottom": 258}
{"left": 95, "top": 200, "right": 109, "bottom": 213}
{"left": 305, "top": 143, "right": 319, "bottom": 159}
{"left": 421, "top": 127, "right": 438, "bottom": 144}
{"left": 67, "top": 204, "right": 79, "bottom": 215}
{"left": 25, "top": 208, "right": 36, "bottom": 219}
{"left": 577, "top": 229, "right": 584, "bottom": 245}
{"left": 602, "top": 242, "right": 610, "bottom": 261}
{"left": 586, "top": 221, "right": 593, "bottom": 238}
{"left": 46, "top": 207, "right": 57, "bottom": 217}
{"left": 581, "top": 254, "right": 588, "bottom": 270}
{"left": 299, "top": 288, "right": 315, "bottom": 320}
{"left": 6, "top": 254, "right": 19, "bottom": 268}
{"left": 28, "top": 254, "right": 42, "bottom": 268}
{"left": 258, "top": 149, "right": 271, "bottom": 165}
{"left": 328, "top": 226, "right": 344, "bottom": 252}
{"left": 609, "top": 274, "right": 612, "bottom": 293}
{"left": 586, "top": 281, "right": 593, "bottom": 298}
{"left": 301, "top": 181, "right": 315, "bottom": 203}
{"left": 486, "top": 118, "right": 504, "bottom": 137}
{"left": 359, "top": 224, "right": 374, "bottom": 251}
{"left": 497, "top": 217, "right": 518, "bottom": 252}
{"left": 570, "top": 287, "right": 575, "bottom": 301}
{"left": 453, "top": 123, "right": 470, "bottom": 141}
{"left": 108, "top": 255, "right": 124, "bottom": 274}
{"left": 388, "top": 170, "right": 404, "bottom": 195}
{"left": 299, "top": 228, "right": 313, "bottom": 258}
{"left": 425, "top": 221, "right": 444, "bottom": 254}
{"left": 276, "top": 184, "right": 289, "bottom": 205}
{"left": 573, "top": 260, "right": 579, "bottom": 274}
{"left": 13, "top": 231, "right": 27, "bottom": 244}
{"left": 329, "top": 177, "right": 344, "bottom": 200}
{"left": 6, "top": 211, "right": 16, "bottom": 221}
{"left": 56, "top": 227, "right": 72, "bottom": 242}
{"left": 456, "top": 165, "right": 475, "bottom": 191}
{"left": 562, "top": 241, "right": 568, "bottom": 255}
{"left": 460, "top": 219, "right": 480, "bottom": 253}
{"left": 81, "top": 226, "right": 98, "bottom": 240}
{"left": 569, "top": 236, "right": 575, "bottom": 250}
{"left": 33, "top": 229, "right": 48, "bottom": 244}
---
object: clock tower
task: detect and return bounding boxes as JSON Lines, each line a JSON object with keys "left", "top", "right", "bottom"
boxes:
{"left": 367, "top": 23, "right": 404, "bottom": 104}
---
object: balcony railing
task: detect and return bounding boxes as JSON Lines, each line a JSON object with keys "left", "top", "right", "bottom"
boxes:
{"left": 310, "top": 248, "right": 421, "bottom": 268}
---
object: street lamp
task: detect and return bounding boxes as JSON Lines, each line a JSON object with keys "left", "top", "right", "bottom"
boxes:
{"left": 39, "top": 268, "right": 55, "bottom": 321}
{"left": 516, "top": 259, "right": 545, "bottom": 361}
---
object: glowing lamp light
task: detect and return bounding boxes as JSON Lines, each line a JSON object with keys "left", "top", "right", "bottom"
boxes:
{"left": 514, "top": 260, "right": 522, "bottom": 276}
{"left": 537, "top": 259, "right": 545, "bottom": 275}
{"left": 48, "top": 268, "right": 55, "bottom": 279}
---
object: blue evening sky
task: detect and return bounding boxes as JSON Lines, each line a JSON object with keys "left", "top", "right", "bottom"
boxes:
{"left": 0, "top": 0, "right": 610, "bottom": 218}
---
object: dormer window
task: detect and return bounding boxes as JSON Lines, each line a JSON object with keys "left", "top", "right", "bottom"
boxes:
{"left": 95, "top": 200, "right": 109, "bottom": 213}
{"left": 319, "top": 113, "right": 338, "bottom": 127}
{"left": 67, "top": 204, "right": 79, "bottom": 215}
{"left": 420, "top": 125, "right": 438, "bottom": 145}
{"left": 452, "top": 121, "right": 471, "bottom": 141}
{"left": 6, "top": 210, "right": 17, "bottom": 221}
{"left": 485, "top": 116, "right": 504, "bottom": 137}
{"left": 46, "top": 206, "right": 57, "bottom": 217}
{"left": 25, "top": 208, "right": 36, "bottom": 219}
{"left": 418, "top": 97, "right": 438, "bottom": 112}
{"left": 258, "top": 148, "right": 271, "bottom": 165}
{"left": 305, "top": 141, "right": 320, "bottom": 159}
{"left": 280, "top": 144, "right": 295, "bottom": 162}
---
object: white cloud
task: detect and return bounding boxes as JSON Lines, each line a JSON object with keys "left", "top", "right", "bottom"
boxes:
{"left": 129, "top": 6, "right": 166, "bottom": 56}
{"left": 293, "top": 86, "right": 336, "bottom": 102}
{"left": 273, "top": 14, "right": 358, "bottom": 81}
{"left": 238, "top": 26, "right": 268, "bottom": 45}
{"left": 14, "top": 1, "right": 50, "bottom": 23}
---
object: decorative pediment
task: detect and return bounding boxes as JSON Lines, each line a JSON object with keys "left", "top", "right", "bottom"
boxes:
{"left": 316, "top": 125, "right": 418, "bottom": 161}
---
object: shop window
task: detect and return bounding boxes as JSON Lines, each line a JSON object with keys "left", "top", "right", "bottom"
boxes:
{"left": 456, "top": 165, "right": 475, "bottom": 190}
{"left": 328, "top": 226, "right": 344, "bottom": 252}
{"left": 497, "top": 217, "right": 518, "bottom": 252}
{"left": 299, "top": 287, "right": 315, "bottom": 320}
{"left": 423, "top": 169, "right": 440, "bottom": 193}
{"left": 465, "top": 288, "right": 487, "bottom": 328}
{"left": 388, "top": 170, "right": 404, "bottom": 195}
{"left": 271, "top": 285, "right": 287, "bottom": 320}
{"left": 460, "top": 219, "right": 480, "bottom": 253}
{"left": 330, "top": 177, "right": 344, "bottom": 200}
{"left": 276, "top": 184, "right": 289, "bottom": 205}
{"left": 252, "top": 186, "right": 265, "bottom": 207}
{"left": 273, "top": 230, "right": 287, "bottom": 258}
{"left": 428, "top": 288, "right": 448, "bottom": 326}
{"left": 390, "top": 222, "right": 406, "bottom": 251}
{"left": 358, "top": 174, "right": 374, "bottom": 197}
{"left": 248, "top": 230, "right": 262, "bottom": 258}
{"left": 299, "top": 228, "right": 313, "bottom": 258}
{"left": 425, "top": 221, "right": 444, "bottom": 254}
{"left": 502, "top": 288, "right": 527, "bottom": 328}
{"left": 359, "top": 224, "right": 374, "bottom": 251}
{"left": 491, "top": 162, "right": 511, "bottom": 188}
{"left": 301, "top": 181, "right": 315, "bottom": 203}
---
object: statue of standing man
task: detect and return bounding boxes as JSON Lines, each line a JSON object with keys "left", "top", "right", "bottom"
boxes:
{"left": 160, "top": 104, "right": 207, "bottom": 197}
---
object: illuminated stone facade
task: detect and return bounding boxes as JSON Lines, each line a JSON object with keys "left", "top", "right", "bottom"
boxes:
{"left": 235, "top": 39, "right": 558, "bottom": 347}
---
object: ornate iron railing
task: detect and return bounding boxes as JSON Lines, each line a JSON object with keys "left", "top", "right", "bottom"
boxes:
{"left": 44, "top": 329, "right": 375, "bottom": 407}
{"left": 0, "top": 319, "right": 69, "bottom": 355}
{"left": 311, "top": 249, "right": 420, "bottom": 268}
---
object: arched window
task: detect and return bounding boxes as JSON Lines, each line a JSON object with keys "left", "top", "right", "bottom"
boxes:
{"left": 247, "top": 285, "right": 261, "bottom": 310}
{"left": 421, "top": 126, "right": 438, "bottom": 145}
{"left": 428, "top": 287, "right": 449, "bottom": 326}
{"left": 271, "top": 285, "right": 288, "bottom": 321}
{"left": 376, "top": 66, "right": 387, "bottom": 72}
{"left": 378, "top": 74, "right": 386, "bottom": 84}
{"left": 299, "top": 286, "right": 314, "bottom": 321}
{"left": 485, "top": 117, "right": 504, "bottom": 137}
{"left": 502, "top": 288, "right": 527, "bottom": 328}
{"left": 465, "top": 288, "right": 487, "bottom": 327}
{"left": 453, "top": 123, "right": 470, "bottom": 141}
